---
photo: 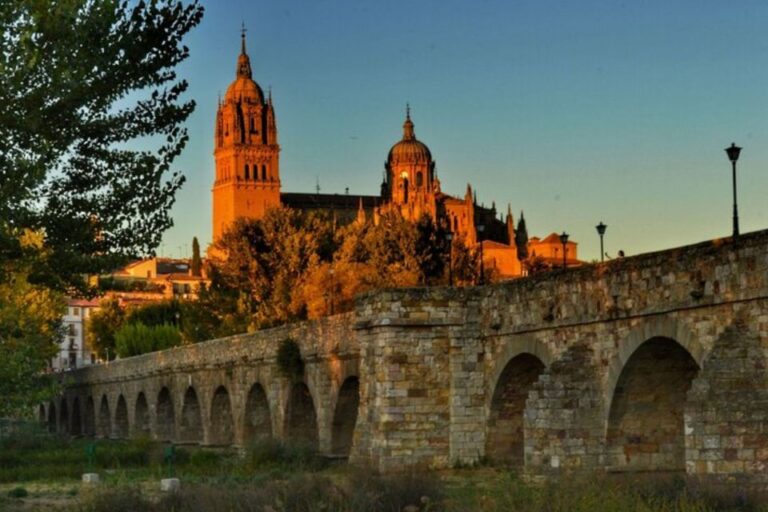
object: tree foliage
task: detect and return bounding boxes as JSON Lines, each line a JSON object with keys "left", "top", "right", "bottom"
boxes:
{"left": 114, "top": 322, "right": 181, "bottom": 358}
{"left": 85, "top": 296, "right": 124, "bottom": 361}
{"left": 0, "top": 232, "right": 64, "bottom": 416}
{"left": 0, "top": 0, "right": 204, "bottom": 290}
{"left": 204, "top": 208, "right": 473, "bottom": 332}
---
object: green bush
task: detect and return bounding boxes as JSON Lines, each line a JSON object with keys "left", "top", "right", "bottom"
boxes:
{"left": 114, "top": 322, "right": 182, "bottom": 357}
{"left": 7, "top": 486, "right": 28, "bottom": 498}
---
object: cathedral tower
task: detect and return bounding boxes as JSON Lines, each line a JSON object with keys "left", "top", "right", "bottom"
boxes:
{"left": 212, "top": 30, "right": 280, "bottom": 241}
{"left": 382, "top": 106, "right": 439, "bottom": 222}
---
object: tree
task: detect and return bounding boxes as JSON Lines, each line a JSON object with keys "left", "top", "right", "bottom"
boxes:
{"left": 414, "top": 215, "right": 449, "bottom": 285}
{"left": 191, "top": 236, "right": 202, "bottom": 277}
{"left": 114, "top": 322, "right": 181, "bottom": 358}
{"left": 0, "top": 0, "right": 204, "bottom": 291}
{"left": 85, "top": 296, "right": 124, "bottom": 361}
{"left": 451, "top": 235, "right": 480, "bottom": 285}
{"left": 208, "top": 208, "right": 337, "bottom": 330}
{"left": 515, "top": 211, "right": 529, "bottom": 261}
{"left": 0, "top": 232, "right": 65, "bottom": 416}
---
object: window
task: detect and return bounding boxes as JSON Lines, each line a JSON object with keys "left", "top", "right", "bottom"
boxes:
{"left": 262, "top": 165, "right": 267, "bottom": 180}
{"left": 68, "top": 324, "right": 76, "bottom": 336}
{"left": 416, "top": 172, "right": 423, "bottom": 188}
{"left": 245, "top": 164, "right": 250, "bottom": 180}
{"left": 73, "top": 307, "right": 80, "bottom": 317}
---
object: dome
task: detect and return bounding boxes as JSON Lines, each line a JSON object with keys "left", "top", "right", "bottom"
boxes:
{"left": 388, "top": 111, "right": 432, "bottom": 165}
{"left": 225, "top": 76, "right": 264, "bottom": 104}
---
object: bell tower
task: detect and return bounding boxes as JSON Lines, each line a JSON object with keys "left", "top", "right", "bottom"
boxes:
{"left": 212, "top": 28, "right": 280, "bottom": 241}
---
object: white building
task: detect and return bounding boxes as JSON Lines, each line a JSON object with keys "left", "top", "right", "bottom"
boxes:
{"left": 53, "top": 298, "right": 99, "bottom": 371}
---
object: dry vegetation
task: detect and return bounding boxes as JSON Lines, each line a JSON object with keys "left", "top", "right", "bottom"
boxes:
{"left": 2, "top": 426, "right": 767, "bottom": 511}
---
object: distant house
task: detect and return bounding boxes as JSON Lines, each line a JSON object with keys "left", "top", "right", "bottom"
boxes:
{"left": 53, "top": 298, "right": 99, "bottom": 371}
{"left": 104, "top": 257, "right": 207, "bottom": 304}
{"left": 528, "top": 233, "right": 580, "bottom": 270}
{"left": 52, "top": 257, "right": 208, "bottom": 370}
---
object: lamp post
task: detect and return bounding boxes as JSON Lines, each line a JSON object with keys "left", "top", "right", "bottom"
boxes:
{"left": 477, "top": 224, "right": 485, "bottom": 285}
{"left": 445, "top": 232, "right": 453, "bottom": 286}
{"left": 559, "top": 232, "right": 569, "bottom": 270}
{"left": 725, "top": 143, "right": 742, "bottom": 238}
{"left": 595, "top": 222, "right": 607, "bottom": 263}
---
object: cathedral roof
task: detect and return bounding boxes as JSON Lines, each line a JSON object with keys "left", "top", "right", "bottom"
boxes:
{"left": 224, "top": 32, "right": 264, "bottom": 104}
{"left": 388, "top": 107, "right": 432, "bottom": 165}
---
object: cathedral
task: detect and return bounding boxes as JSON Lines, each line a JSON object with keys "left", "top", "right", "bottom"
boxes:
{"left": 212, "top": 33, "right": 578, "bottom": 278}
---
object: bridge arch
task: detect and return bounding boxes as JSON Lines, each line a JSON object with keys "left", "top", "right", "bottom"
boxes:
{"left": 84, "top": 396, "right": 96, "bottom": 437}
{"left": 244, "top": 382, "right": 272, "bottom": 444}
{"left": 114, "top": 395, "right": 129, "bottom": 438}
{"left": 606, "top": 335, "right": 699, "bottom": 472}
{"left": 156, "top": 387, "right": 176, "bottom": 442}
{"left": 605, "top": 317, "right": 704, "bottom": 414}
{"left": 209, "top": 385, "right": 235, "bottom": 446}
{"left": 487, "top": 335, "right": 554, "bottom": 407}
{"left": 179, "top": 387, "right": 203, "bottom": 444}
{"left": 97, "top": 395, "right": 111, "bottom": 438}
{"left": 47, "top": 402, "right": 57, "bottom": 433}
{"left": 71, "top": 397, "right": 82, "bottom": 436}
{"left": 59, "top": 398, "right": 69, "bottom": 435}
{"left": 486, "top": 352, "right": 547, "bottom": 465}
{"left": 134, "top": 392, "right": 150, "bottom": 436}
{"left": 285, "top": 381, "right": 319, "bottom": 450}
{"left": 331, "top": 376, "right": 360, "bottom": 456}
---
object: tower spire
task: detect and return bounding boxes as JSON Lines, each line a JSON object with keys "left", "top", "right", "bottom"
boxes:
{"left": 241, "top": 22, "right": 247, "bottom": 54}
{"left": 403, "top": 103, "right": 415, "bottom": 140}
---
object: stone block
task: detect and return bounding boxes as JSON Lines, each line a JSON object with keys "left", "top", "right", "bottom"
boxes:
{"left": 82, "top": 473, "right": 100, "bottom": 485}
{"left": 161, "top": 478, "right": 181, "bottom": 492}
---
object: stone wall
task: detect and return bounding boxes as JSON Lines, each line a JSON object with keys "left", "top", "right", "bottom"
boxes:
{"left": 46, "top": 230, "right": 768, "bottom": 487}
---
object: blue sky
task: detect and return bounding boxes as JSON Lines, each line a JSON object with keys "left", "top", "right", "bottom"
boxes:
{"left": 160, "top": 0, "right": 768, "bottom": 261}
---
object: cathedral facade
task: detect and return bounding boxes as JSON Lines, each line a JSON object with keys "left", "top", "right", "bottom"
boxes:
{"left": 212, "top": 34, "right": 577, "bottom": 278}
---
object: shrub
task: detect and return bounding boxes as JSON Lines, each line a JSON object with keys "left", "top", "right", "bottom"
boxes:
{"left": 276, "top": 339, "right": 304, "bottom": 379}
{"left": 245, "top": 438, "right": 323, "bottom": 471}
{"left": 7, "top": 486, "right": 28, "bottom": 498}
{"left": 345, "top": 470, "right": 445, "bottom": 512}
{"left": 73, "top": 487, "right": 150, "bottom": 512}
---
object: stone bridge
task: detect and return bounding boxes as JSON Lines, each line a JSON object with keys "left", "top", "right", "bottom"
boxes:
{"left": 44, "top": 230, "right": 768, "bottom": 485}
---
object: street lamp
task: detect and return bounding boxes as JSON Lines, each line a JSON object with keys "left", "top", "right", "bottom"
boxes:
{"left": 725, "top": 142, "right": 742, "bottom": 238}
{"left": 445, "top": 231, "right": 453, "bottom": 286}
{"left": 595, "top": 222, "right": 607, "bottom": 263}
{"left": 477, "top": 224, "right": 485, "bottom": 285}
{"left": 559, "top": 232, "right": 569, "bottom": 270}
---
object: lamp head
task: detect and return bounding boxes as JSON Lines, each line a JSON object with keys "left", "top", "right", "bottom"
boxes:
{"left": 725, "top": 143, "right": 742, "bottom": 163}
{"left": 596, "top": 222, "right": 607, "bottom": 236}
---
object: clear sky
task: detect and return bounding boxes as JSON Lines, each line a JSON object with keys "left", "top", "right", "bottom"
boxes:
{"left": 160, "top": 0, "right": 768, "bottom": 261}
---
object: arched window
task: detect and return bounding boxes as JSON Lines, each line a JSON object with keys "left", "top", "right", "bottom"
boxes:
{"left": 416, "top": 172, "right": 423, "bottom": 188}
{"left": 245, "top": 164, "right": 250, "bottom": 180}
{"left": 403, "top": 178, "right": 409, "bottom": 203}
{"left": 262, "top": 165, "right": 267, "bottom": 180}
